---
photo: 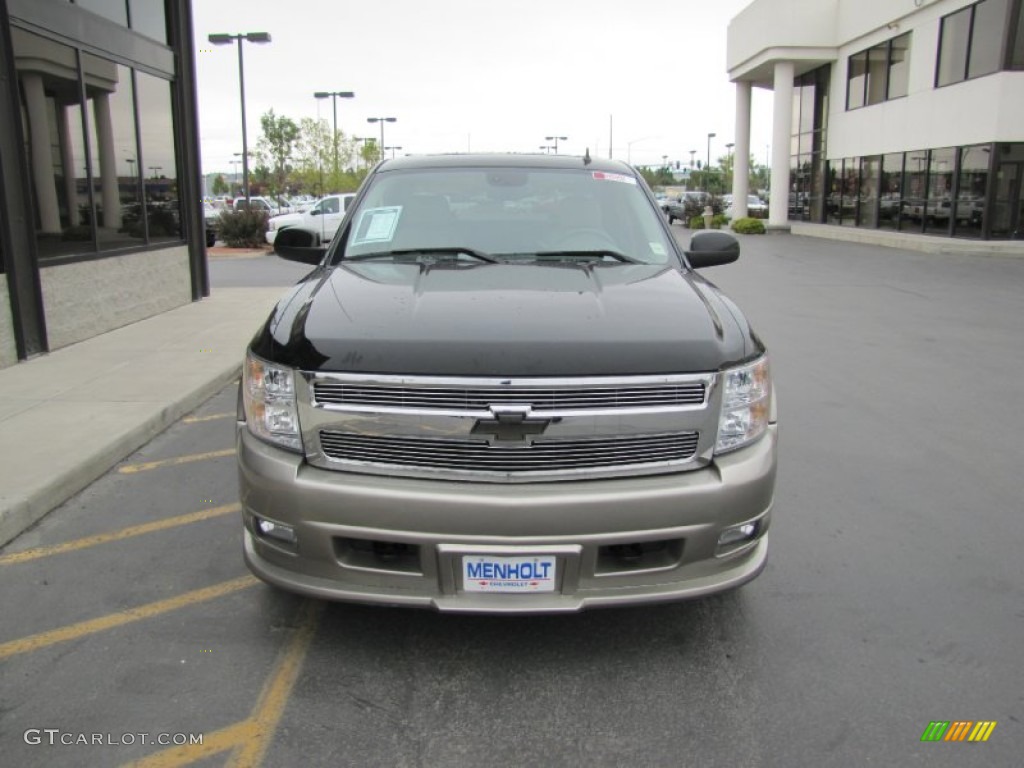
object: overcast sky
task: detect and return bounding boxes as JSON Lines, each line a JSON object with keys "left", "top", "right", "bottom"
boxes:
{"left": 192, "top": 0, "right": 772, "bottom": 175}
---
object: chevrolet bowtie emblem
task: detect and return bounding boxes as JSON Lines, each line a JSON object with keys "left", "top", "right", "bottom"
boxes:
{"left": 471, "top": 405, "right": 550, "bottom": 444}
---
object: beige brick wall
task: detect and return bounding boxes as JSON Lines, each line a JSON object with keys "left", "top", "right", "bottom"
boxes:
{"left": 0, "top": 276, "right": 17, "bottom": 369}
{"left": 40, "top": 246, "right": 193, "bottom": 351}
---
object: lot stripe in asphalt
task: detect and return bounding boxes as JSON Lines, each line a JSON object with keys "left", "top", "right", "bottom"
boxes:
{"left": 182, "top": 412, "right": 234, "bottom": 424}
{"left": 118, "top": 448, "right": 236, "bottom": 474}
{"left": 0, "top": 503, "right": 240, "bottom": 566}
{"left": 0, "top": 576, "right": 258, "bottom": 660}
{"left": 120, "top": 600, "right": 324, "bottom": 768}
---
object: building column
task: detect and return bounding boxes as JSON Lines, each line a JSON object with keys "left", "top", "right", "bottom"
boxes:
{"left": 57, "top": 103, "right": 78, "bottom": 226}
{"left": 732, "top": 81, "right": 752, "bottom": 219}
{"left": 768, "top": 60, "right": 795, "bottom": 230}
{"left": 93, "top": 91, "right": 121, "bottom": 230}
{"left": 21, "top": 72, "right": 61, "bottom": 234}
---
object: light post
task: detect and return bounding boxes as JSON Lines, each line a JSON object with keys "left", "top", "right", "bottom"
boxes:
{"left": 367, "top": 117, "right": 397, "bottom": 164}
{"left": 689, "top": 149, "right": 696, "bottom": 168}
{"left": 626, "top": 136, "right": 653, "bottom": 164}
{"left": 725, "top": 142, "right": 735, "bottom": 192}
{"left": 539, "top": 145, "right": 555, "bottom": 154}
{"left": 148, "top": 165, "right": 162, "bottom": 178}
{"left": 314, "top": 90, "right": 354, "bottom": 178}
{"left": 706, "top": 132, "right": 716, "bottom": 192}
{"left": 384, "top": 145, "right": 403, "bottom": 159}
{"left": 545, "top": 135, "right": 567, "bottom": 154}
{"left": 208, "top": 32, "right": 271, "bottom": 207}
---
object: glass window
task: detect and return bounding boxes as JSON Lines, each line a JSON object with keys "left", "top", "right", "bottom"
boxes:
{"left": 81, "top": 55, "right": 144, "bottom": 250}
{"left": 925, "top": 147, "right": 956, "bottom": 234}
{"left": 825, "top": 162, "right": 841, "bottom": 225}
{"left": 75, "top": 0, "right": 128, "bottom": 26}
{"left": 937, "top": 6, "right": 972, "bottom": 86}
{"left": 12, "top": 28, "right": 93, "bottom": 259}
{"left": 955, "top": 145, "right": 991, "bottom": 238}
{"left": 968, "top": 0, "right": 1011, "bottom": 78}
{"left": 902, "top": 152, "right": 929, "bottom": 232}
{"left": 799, "top": 80, "right": 816, "bottom": 135}
{"left": 859, "top": 156, "right": 881, "bottom": 228}
{"left": 840, "top": 158, "right": 860, "bottom": 226}
{"left": 134, "top": 71, "right": 181, "bottom": 244}
{"left": 846, "top": 52, "right": 867, "bottom": 109}
{"left": 865, "top": 44, "right": 889, "bottom": 106}
{"left": 1013, "top": 2, "right": 1024, "bottom": 68}
{"left": 128, "top": 0, "right": 167, "bottom": 43}
{"left": 888, "top": 34, "right": 911, "bottom": 98}
{"left": 879, "top": 153, "right": 904, "bottom": 230}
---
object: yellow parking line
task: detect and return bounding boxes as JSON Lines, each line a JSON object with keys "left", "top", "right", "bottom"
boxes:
{"left": 182, "top": 412, "right": 234, "bottom": 424}
{"left": 119, "top": 601, "right": 323, "bottom": 768}
{"left": 226, "top": 600, "right": 324, "bottom": 768}
{"left": 0, "top": 576, "right": 258, "bottom": 660}
{"left": 0, "top": 504, "right": 240, "bottom": 566}
{"left": 121, "top": 720, "right": 256, "bottom": 768}
{"left": 118, "top": 449, "right": 235, "bottom": 474}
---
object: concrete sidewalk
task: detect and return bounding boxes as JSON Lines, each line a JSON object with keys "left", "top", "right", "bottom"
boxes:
{"left": 0, "top": 287, "right": 285, "bottom": 547}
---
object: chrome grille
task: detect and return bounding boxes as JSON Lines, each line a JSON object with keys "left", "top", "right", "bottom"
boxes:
{"left": 313, "top": 383, "right": 706, "bottom": 410}
{"left": 318, "top": 431, "right": 699, "bottom": 474}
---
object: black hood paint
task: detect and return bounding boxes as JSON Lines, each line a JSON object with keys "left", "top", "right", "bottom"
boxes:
{"left": 250, "top": 262, "right": 760, "bottom": 376}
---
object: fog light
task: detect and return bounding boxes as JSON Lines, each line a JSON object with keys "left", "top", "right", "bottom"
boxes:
{"left": 717, "top": 521, "right": 759, "bottom": 553}
{"left": 254, "top": 516, "right": 296, "bottom": 545}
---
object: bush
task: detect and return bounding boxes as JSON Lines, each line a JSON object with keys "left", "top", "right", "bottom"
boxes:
{"left": 711, "top": 214, "right": 729, "bottom": 229}
{"left": 217, "top": 209, "right": 268, "bottom": 248}
{"left": 731, "top": 217, "right": 767, "bottom": 235}
{"left": 688, "top": 215, "right": 705, "bottom": 230}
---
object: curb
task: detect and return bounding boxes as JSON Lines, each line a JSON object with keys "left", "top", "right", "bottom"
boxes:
{"left": 0, "top": 362, "right": 241, "bottom": 548}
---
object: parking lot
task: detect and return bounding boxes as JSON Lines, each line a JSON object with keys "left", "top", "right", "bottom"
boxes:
{"left": 1, "top": 233, "right": 1021, "bottom": 767}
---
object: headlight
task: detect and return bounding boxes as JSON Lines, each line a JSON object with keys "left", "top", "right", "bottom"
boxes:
{"left": 268, "top": 220, "right": 277, "bottom": 231}
{"left": 242, "top": 352, "right": 302, "bottom": 452}
{"left": 715, "top": 356, "right": 771, "bottom": 454}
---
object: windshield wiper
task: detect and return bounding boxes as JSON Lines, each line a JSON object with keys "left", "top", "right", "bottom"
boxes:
{"left": 530, "top": 249, "right": 644, "bottom": 264}
{"left": 344, "top": 247, "right": 498, "bottom": 263}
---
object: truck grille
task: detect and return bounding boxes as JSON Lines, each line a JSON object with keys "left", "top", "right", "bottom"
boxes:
{"left": 319, "top": 431, "right": 700, "bottom": 474}
{"left": 313, "top": 382, "right": 705, "bottom": 411}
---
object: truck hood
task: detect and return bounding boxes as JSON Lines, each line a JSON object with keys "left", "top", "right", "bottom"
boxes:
{"left": 252, "top": 261, "right": 756, "bottom": 376}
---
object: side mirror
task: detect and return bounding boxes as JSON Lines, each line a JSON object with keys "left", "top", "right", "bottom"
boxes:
{"left": 274, "top": 228, "right": 327, "bottom": 264}
{"left": 309, "top": 209, "right": 321, "bottom": 216}
{"left": 685, "top": 230, "right": 740, "bottom": 268}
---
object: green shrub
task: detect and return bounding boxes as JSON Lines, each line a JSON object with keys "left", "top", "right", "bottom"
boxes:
{"left": 731, "top": 217, "right": 766, "bottom": 235}
{"left": 217, "top": 209, "right": 268, "bottom": 248}
{"left": 711, "top": 214, "right": 729, "bottom": 229}
{"left": 688, "top": 215, "right": 705, "bottom": 229}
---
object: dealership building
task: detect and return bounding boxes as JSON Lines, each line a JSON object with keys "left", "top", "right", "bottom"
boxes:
{"left": 727, "top": 0, "right": 1024, "bottom": 249}
{"left": 0, "top": 0, "right": 205, "bottom": 370}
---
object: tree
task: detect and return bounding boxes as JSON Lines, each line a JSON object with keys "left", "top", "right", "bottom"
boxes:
{"left": 255, "top": 109, "right": 299, "bottom": 200}
{"left": 211, "top": 174, "right": 228, "bottom": 196}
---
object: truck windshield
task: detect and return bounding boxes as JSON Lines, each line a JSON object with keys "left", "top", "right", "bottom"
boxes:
{"left": 339, "top": 167, "right": 676, "bottom": 265}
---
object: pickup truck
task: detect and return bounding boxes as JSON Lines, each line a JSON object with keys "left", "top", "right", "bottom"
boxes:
{"left": 265, "top": 193, "right": 356, "bottom": 247}
{"left": 238, "top": 153, "right": 777, "bottom": 613}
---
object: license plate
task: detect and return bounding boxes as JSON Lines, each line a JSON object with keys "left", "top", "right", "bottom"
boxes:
{"left": 462, "top": 555, "right": 557, "bottom": 593}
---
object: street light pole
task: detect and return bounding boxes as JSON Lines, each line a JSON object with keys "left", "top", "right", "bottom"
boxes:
{"left": 384, "top": 145, "right": 403, "bottom": 159}
{"left": 209, "top": 32, "right": 271, "bottom": 207}
{"left": 367, "top": 117, "right": 397, "bottom": 163}
{"left": 706, "top": 132, "right": 716, "bottom": 193}
{"left": 725, "top": 142, "right": 735, "bottom": 193}
{"left": 314, "top": 90, "right": 354, "bottom": 179}
{"left": 545, "top": 135, "right": 567, "bottom": 154}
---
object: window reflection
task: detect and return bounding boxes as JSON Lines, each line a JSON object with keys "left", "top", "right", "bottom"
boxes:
{"left": 135, "top": 70, "right": 180, "bottom": 243}
{"left": 841, "top": 158, "right": 860, "bottom": 226}
{"left": 75, "top": 0, "right": 128, "bottom": 26}
{"left": 859, "top": 156, "right": 880, "bottom": 229}
{"left": 955, "top": 145, "right": 990, "bottom": 238}
{"left": 887, "top": 34, "right": 910, "bottom": 98}
{"left": 968, "top": 0, "right": 1010, "bottom": 78}
{"left": 902, "top": 152, "right": 928, "bottom": 232}
{"left": 13, "top": 29, "right": 92, "bottom": 258}
{"left": 82, "top": 54, "right": 144, "bottom": 250}
{"left": 846, "top": 53, "right": 866, "bottom": 109}
{"left": 879, "top": 153, "right": 904, "bottom": 231}
{"left": 925, "top": 148, "right": 956, "bottom": 235}
{"left": 128, "top": 0, "right": 168, "bottom": 44}
{"left": 937, "top": 6, "right": 971, "bottom": 86}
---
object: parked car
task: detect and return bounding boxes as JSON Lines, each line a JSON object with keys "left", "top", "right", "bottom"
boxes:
{"left": 725, "top": 195, "right": 769, "bottom": 220}
{"left": 233, "top": 196, "right": 289, "bottom": 216}
{"left": 667, "top": 191, "right": 712, "bottom": 224}
{"left": 265, "top": 193, "right": 356, "bottom": 247}
{"left": 238, "top": 153, "right": 777, "bottom": 613}
{"left": 203, "top": 202, "right": 219, "bottom": 247}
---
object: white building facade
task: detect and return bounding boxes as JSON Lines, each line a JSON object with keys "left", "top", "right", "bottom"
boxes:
{"left": 727, "top": 0, "right": 1024, "bottom": 244}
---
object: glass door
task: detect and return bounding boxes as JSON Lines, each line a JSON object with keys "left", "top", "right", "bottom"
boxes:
{"left": 991, "top": 162, "right": 1023, "bottom": 239}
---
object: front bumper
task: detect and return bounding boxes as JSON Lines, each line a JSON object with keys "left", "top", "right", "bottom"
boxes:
{"left": 237, "top": 424, "right": 777, "bottom": 613}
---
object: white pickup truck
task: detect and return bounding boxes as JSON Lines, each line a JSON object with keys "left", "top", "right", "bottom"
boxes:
{"left": 265, "top": 193, "right": 356, "bottom": 247}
